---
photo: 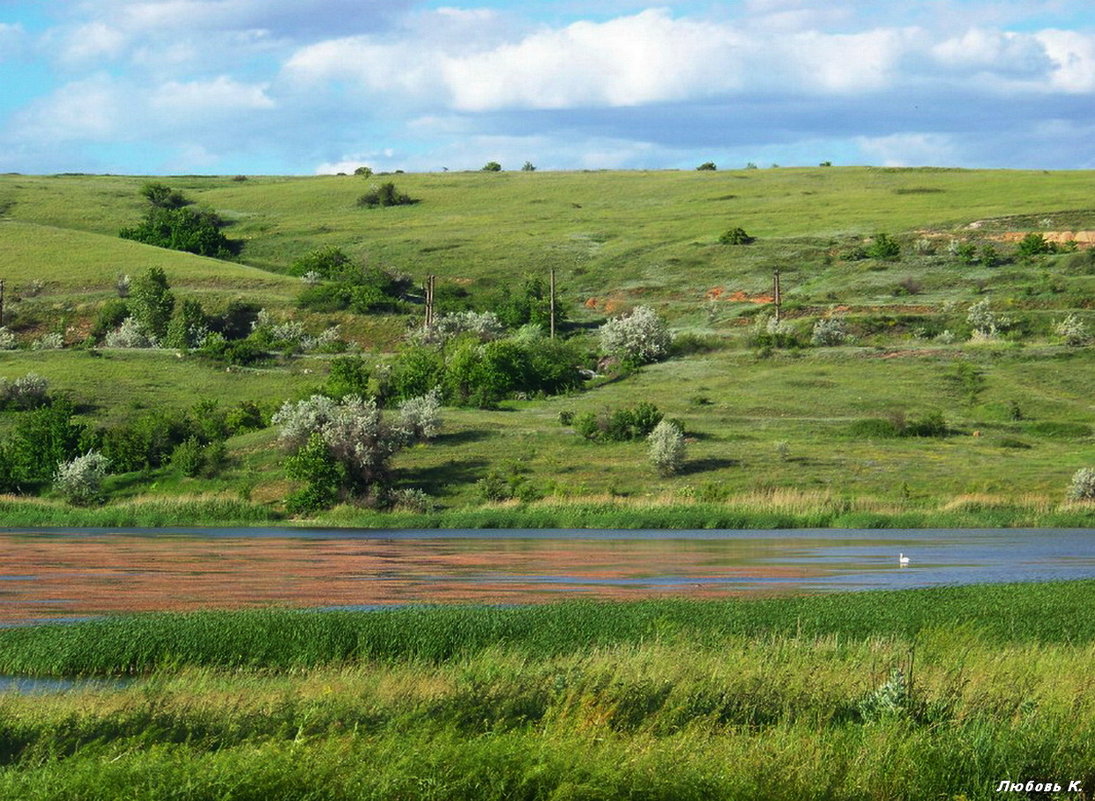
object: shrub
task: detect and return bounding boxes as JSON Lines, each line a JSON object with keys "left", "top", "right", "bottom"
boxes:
{"left": 116, "top": 274, "right": 131, "bottom": 297}
{"left": 171, "top": 437, "right": 227, "bottom": 478}
{"left": 719, "top": 227, "right": 754, "bottom": 245}
{"left": 493, "top": 276, "right": 561, "bottom": 331}
{"left": 104, "top": 316, "right": 157, "bottom": 348}
{"left": 648, "top": 420, "right": 686, "bottom": 476}
{"left": 119, "top": 206, "right": 233, "bottom": 258}
{"left": 31, "top": 333, "right": 63, "bottom": 350}
{"left": 1017, "top": 232, "right": 1056, "bottom": 259}
{"left": 274, "top": 395, "right": 408, "bottom": 510}
{"left": 867, "top": 233, "right": 901, "bottom": 261}
{"left": 598, "top": 306, "right": 671, "bottom": 365}
{"left": 696, "top": 162, "right": 717, "bottom": 171}
{"left": 482, "top": 161, "right": 502, "bottom": 172}
{"left": 54, "top": 451, "right": 109, "bottom": 506}
{"left": 196, "top": 333, "right": 268, "bottom": 366}
{"left": 290, "top": 246, "right": 355, "bottom": 280}
{"left": 0, "top": 327, "right": 16, "bottom": 350}
{"left": 1067, "top": 467, "right": 1095, "bottom": 501}
{"left": 325, "top": 356, "right": 372, "bottom": 399}
{"left": 139, "top": 182, "right": 190, "bottom": 209}
{"left": 1053, "top": 314, "right": 1089, "bottom": 346}
{"left": 129, "top": 267, "right": 175, "bottom": 339}
{"left": 521, "top": 161, "right": 536, "bottom": 171}
{"left": 398, "top": 388, "right": 443, "bottom": 443}
{"left": 90, "top": 299, "right": 130, "bottom": 343}
{"left": 357, "top": 182, "right": 417, "bottom": 208}
{"left": 749, "top": 314, "right": 799, "bottom": 349}
{"left": 353, "top": 166, "right": 373, "bottom": 177}
{"left": 979, "top": 244, "right": 1000, "bottom": 268}
{"left": 419, "top": 310, "right": 505, "bottom": 344}
{"left": 576, "top": 402, "right": 663, "bottom": 442}
{"left": 0, "top": 373, "right": 50, "bottom": 410}
{"left": 392, "top": 487, "right": 437, "bottom": 512}
{"left": 810, "top": 315, "right": 850, "bottom": 346}
{"left": 164, "top": 298, "right": 209, "bottom": 350}
{"left": 0, "top": 399, "right": 87, "bottom": 490}
{"left": 966, "top": 299, "right": 1011, "bottom": 339}
{"left": 950, "top": 240, "right": 976, "bottom": 265}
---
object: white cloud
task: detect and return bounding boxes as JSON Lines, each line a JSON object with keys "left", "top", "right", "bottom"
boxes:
{"left": 152, "top": 75, "right": 275, "bottom": 112}
{"left": 0, "top": 22, "right": 27, "bottom": 60}
{"left": 855, "top": 133, "right": 959, "bottom": 167}
{"left": 10, "top": 75, "right": 131, "bottom": 142}
{"left": 53, "top": 22, "right": 129, "bottom": 66}
{"left": 1037, "top": 29, "right": 1095, "bottom": 92}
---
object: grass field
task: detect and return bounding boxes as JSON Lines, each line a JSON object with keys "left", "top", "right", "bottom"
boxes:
{"left": 0, "top": 582, "right": 1092, "bottom": 800}
{"left": 0, "top": 168, "right": 1093, "bottom": 525}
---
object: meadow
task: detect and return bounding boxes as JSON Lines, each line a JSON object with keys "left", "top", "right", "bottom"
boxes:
{"left": 0, "top": 581, "right": 1092, "bottom": 800}
{"left": 0, "top": 167, "right": 1093, "bottom": 524}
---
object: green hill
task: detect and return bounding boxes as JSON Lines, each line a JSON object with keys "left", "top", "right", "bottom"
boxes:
{"left": 0, "top": 168, "right": 1092, "bottom": 527}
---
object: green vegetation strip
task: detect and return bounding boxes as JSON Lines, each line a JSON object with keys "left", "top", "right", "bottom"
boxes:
{"left": 2, "top": 580, "right": 1092, "bottom": 677}
{"left": 1, "top": 582, "right": 1094, "bottom": 800}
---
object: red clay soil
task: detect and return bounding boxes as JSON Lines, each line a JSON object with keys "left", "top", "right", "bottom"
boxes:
{"left": 0, "top": 534, "right": 821, "bottom": 622}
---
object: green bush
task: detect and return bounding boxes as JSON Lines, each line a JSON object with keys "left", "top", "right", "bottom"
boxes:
{"left": 482, "top": 161, "right": 502, "bottom": 172}
{"left": 89, "top": 299, "right": 130, "bottom": 344}
{"left": 1017, "top": 232, "right": 1056, "bottom": 259}
{"left": 696, "top": 162, "right": 717, "bottom": 171}
{"left": 325, "top": 356, "right": 372, "bottom": 399}
{"left": 575, "top": 402, "right": 663, "bottom": 442}
{"left": 357, "top": 182, "right": 417, "bottom": 208}
{"left": 128, "top": 267, "right": 175, "bottom": 340}
{"left": 867, "top": 233, "right": 901, "bottom": 261}
{"left": 719, "top": 227, "right": 754, "bottom": 245}
{"left": 119, "top": 206, "right": 233, "bottom": 258}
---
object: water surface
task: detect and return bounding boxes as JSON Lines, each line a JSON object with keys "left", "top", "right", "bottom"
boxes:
{"left": 2, "top": 527, "right": 1093, "bottom": 624}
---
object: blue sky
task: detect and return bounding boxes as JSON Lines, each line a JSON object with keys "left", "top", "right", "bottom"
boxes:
{"left": 1, "top": 1, "right": 1093, "bottom": 174}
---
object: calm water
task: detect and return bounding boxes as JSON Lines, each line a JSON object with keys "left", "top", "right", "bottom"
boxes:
{"left": 1, "top": 527, "right": 1093, "bottom": 624}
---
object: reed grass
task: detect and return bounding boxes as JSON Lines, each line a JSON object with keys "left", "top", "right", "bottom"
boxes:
{"left": 1, "top": 581, "right": 1091, "bottom": 677}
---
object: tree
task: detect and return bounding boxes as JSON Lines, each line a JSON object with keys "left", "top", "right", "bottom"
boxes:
{"left": 120, "top": 206, "right": 233, "bottom": 257}
{"left": 482, "top": 161, "right": 502, "bottom": 172}
{"left": 521, "top": 161, "right": 536, "bottom": 171}
{"left": 54, "top": 452, "right": 109, "bottom": 505}
{"left": 129, "top": 267, "right": 175, "bottom": 339}
{"left": 354, "top": 166, "right": 373, "bottom": 177}
{"left": 696, "top": 162, "right": 717, "bottom": 171}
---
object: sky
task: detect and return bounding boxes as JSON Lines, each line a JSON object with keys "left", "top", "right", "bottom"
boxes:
{"left": 0, "top": 1, "right": 1093, "bottom": 174}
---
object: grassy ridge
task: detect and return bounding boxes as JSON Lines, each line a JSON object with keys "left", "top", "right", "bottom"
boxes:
{"left": 1, "top": 583, "right": 1094, "bottom": 800}
{"left": 2, "top": 581, "right": 1092, "bottom": 676}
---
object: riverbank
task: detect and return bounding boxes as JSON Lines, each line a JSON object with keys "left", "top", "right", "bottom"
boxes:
{"left": 0, "top": 582, "right": 1093, "bottom": 800}
{"left": 2, "top": 493, "right": 1093, "bottom": 529}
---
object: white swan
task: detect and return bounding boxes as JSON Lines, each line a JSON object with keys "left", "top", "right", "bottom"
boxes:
{"left": 899, "top": 553, "right": 910, "bottom": 566}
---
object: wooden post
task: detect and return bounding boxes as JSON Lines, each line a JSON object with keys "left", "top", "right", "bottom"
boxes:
{"left": 423, "top": 274, "right": 435, "bottom": 331}
{"left": 549, "top": 268, "right": 556, "bottom": 339}
{"left": 773, "top": 270, "right": 782, "bottom": 323}
{"left": 0, "top": 279, "right": 4, "bottom": 328}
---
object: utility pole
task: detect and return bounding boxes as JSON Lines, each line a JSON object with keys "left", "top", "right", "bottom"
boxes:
{"left": 549, "top": 268, "right": 556, "bottom": 339}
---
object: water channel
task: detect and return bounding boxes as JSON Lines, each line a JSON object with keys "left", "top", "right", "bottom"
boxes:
{"left": 2, "top": 527, "right": 1093, "bottom": 625}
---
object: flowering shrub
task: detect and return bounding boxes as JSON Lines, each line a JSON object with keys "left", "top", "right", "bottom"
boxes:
{"left": 54, "top": 452, "right": 110, "bottom": 506}
{"left": 598, "top": 306, "right": 671, "bottom": 365}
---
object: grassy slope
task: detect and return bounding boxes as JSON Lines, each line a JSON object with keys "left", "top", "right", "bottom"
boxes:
{"left": 0, "top": 169, "right": 1093, "bottom": 524}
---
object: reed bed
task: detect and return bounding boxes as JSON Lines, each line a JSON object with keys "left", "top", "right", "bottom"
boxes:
{"left": 2, "top": 581, "right": 1092, "bottom": 677}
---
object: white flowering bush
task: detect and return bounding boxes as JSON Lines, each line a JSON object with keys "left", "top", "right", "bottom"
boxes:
{"left": 0, "top": 373, "right": 50, "bottom": 409}
{"left": 105, "top": 316, "right": 157, "bottom": 348}
{"left": 399, "top": 388, "right": 443, "bottom": 442}
{"left": 416, "top": 310, "right": 505, "bottom": 345}
{"left": 811, "top": 315, "right": 851, "bottom": 346}
{"left": 1054, "top": 314, "right": 1089, "bottom": 347}
{"left": 116, "top": 274, "right": 131, "bottom": 297}
{"left": 648, "top": 420, "right": 686, "bottom": 476}
{"left": 1067, "top": 467, "right": 1095, "bottom": 501}
{"left": 0, "top": 327, "right": 16, "bottom": 350}
{"left": 599, "top": 306, "right": 672, "bottom": 365}
{"left": 54, "top": 451, "right": 110, "bottom": 506}
{"left": 31, "top": 333, "right": 64, "bottom": 350}
{"left": 966, "top": 300, "right": 1011, "bottom": 339}
{"left": 274, "top": 394, "right": 411, "bottom": 511}
{"left": 301, "top": 325, "right": 343, "bottom": 353}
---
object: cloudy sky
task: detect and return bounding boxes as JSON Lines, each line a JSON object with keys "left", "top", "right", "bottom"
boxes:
{"left": 1, "top": 1, "right": 1093, "bottom": 174}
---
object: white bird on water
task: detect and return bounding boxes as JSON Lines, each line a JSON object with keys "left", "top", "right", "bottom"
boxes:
{"left": 899, "top": 553, "right": 910, "bottom": 566}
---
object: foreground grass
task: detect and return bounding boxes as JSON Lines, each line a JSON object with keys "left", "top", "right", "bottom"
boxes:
{"left": 1, "top": 582, "right": 1093, "bottom": 800}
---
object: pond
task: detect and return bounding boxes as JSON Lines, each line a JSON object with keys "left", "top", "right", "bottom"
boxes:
{"left": 2, "top": 527, "right": 1094, "bottom": 624}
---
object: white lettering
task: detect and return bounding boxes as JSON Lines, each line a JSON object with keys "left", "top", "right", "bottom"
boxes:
{"left": 1068, "top": 781, "right": 1082, "bottom": 792}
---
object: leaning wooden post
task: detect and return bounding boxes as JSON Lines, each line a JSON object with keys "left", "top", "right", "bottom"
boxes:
{"left": 423, "top": 274, "right": 436, "bottom": 331}
{"left": 773, "top": 270, "right": 782, "bottom": 323}
{"left": 549, "top": 268, "right": 556, "bottom": 339}
{"left": 0, "top": 279, "right": 4, "bottom": 328}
